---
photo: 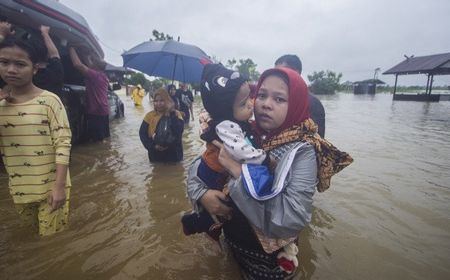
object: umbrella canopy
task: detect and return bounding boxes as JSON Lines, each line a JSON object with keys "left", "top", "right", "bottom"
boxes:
{"left": 122, "top": 40, "right": 212, "bottom": 83}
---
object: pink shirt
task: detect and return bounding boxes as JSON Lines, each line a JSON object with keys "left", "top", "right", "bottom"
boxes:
{"left": 85, "top": 68, "right": 109, "bottom": 116}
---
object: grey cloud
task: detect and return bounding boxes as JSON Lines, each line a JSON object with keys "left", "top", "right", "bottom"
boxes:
{"left": 60, "top": 0, "right": 450, "bottom": 86}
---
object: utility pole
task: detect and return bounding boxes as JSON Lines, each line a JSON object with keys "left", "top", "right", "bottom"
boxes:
{"left": 373, "top": 67, "right": 380, "bottom": 80}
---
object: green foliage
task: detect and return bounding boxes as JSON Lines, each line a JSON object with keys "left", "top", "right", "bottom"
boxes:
{"left": 307, "top": 70, "right": 343, "bottom": 95}
{"left": 124, "top": 72, "right": 150, "bottom": 91}
{"left": 227, "top": 58, "right": 260, "bottom": 82}
{"left": 124, "top": 72, "right": 173, "bottom": 92}
{"left": 226, "top": 58, "right": 237, "bottom": 69}
{"left": 150, "top": 29, "right": 174, "bottom": 41}
{"left": 149, "top": 79, "right": 166, "bottom": 90}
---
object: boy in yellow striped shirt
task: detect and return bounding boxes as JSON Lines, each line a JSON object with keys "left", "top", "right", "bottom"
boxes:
{"left": 0, "top": 35, "right": 71, "bottom": 236}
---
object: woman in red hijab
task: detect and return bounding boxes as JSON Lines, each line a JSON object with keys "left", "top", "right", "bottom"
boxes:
{"left": 187, "top": 67, "right": 353, "bottom": 279}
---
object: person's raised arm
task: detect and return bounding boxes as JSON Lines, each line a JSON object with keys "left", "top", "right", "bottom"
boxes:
{"left": 40, "top": 25, "right": 59, "bottom": 59}
{"left": 69, "top": 47, "right": 89, "bottom": 76}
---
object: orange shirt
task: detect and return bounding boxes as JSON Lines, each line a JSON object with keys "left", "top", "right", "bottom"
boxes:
{"left": 201, "top": 143, "right": 226, "bottom": 174}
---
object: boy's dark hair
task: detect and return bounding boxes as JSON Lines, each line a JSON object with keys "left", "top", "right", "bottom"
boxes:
{"left": 24, "top": 30, "right": 48, "bottom": 62}
{"left": 275, "top": 54, "right": 302, "bottom": 74}
{"left": 0, "top": 35, "right": 40, "bottom": 64}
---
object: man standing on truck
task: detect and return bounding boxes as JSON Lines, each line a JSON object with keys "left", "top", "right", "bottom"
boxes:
{"left": 69, "top": 47, "right": 110, "bottom": 142}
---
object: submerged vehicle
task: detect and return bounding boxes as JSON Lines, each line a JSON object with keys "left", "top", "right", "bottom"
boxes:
{"left": 0, "top": 0, "right": 124, "bottom": 143}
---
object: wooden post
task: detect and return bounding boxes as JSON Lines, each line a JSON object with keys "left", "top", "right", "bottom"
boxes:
{"left": 393, "top": 74, "right": 398, "bottom": 96}
{"left": 429, "top": 74, "right": 434, "bottom": 96}
{"left": 425, "top": 74, "right": 430, "bottom": 95}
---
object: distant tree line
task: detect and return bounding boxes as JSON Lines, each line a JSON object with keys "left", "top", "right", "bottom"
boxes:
{"left": 339, "top": 83, "right": 449, "bottom": 93}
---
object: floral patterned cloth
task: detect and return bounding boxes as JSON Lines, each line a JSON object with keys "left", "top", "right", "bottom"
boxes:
{"left": 261, "top": 118, "right": 353, "bottom": 192}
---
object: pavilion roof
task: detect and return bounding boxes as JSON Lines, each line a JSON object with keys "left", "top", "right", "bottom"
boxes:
{"left": 383, "top": 52, "right": 450, "bottom": 75}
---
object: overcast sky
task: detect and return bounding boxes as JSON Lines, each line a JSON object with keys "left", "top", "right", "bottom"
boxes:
{"left": 60, "top": 0, "right": 450, "bottom": 86}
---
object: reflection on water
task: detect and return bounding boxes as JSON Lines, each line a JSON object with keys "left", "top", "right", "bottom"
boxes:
{"left": 1, "top": 93, "right": 449, "bottom": 279}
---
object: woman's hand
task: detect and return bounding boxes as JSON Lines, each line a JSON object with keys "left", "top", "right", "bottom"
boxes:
{"left": 218, "top": 147, "right": 242, "bottom": 179}
{"left": 200, "top": 190, "right": 232, "bottom": 219}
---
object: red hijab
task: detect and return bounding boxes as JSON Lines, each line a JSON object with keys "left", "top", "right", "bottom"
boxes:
{"left": 253, "top": 67, "right": 310, "bottom": 143}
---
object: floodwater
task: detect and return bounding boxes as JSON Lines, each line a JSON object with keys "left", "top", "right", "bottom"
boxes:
{"left": 1, "top": 92, "right": 449, "bottom": 280}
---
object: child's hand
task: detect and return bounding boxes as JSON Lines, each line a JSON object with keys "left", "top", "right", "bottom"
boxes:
{"left": 0, "top": 89, "right": 9, "bottom": 101}
{"left": 0, "top": 88, "right": 12, "bottom": 102}
{"left": 48, "top": 184, "right": 66, "bottom": 212}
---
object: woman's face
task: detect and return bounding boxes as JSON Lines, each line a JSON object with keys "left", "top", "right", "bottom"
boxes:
{"left": 232, "top": 82, "right": 253, "bottom": 122}
{"left": 169, "top": 87, "right": 176, "bottom": 96}
{"left": 0, "top": 46, "right": 37, "bottom": 88}
{"left": 254, "top": 75, "right": 289, "bottom": 132}
{"left": 153, "top": 95, "right": 167, "bottom": 112}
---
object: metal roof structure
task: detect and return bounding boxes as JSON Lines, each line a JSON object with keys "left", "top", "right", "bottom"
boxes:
{"left": 353, "top": 79, "right": 385, "bottom": 84}
{"left": 105, "top": 63, "right": 132, "bottom": 74}
{"left": 383, "top": 53, "right": 450, "bottom": 75}
{"left": 383, "top": 52, "right": 450, "bottom": 100}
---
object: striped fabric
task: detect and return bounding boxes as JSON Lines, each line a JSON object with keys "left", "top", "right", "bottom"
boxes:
{"left": 0, "top": 91, "right": 71, "bottom": 204}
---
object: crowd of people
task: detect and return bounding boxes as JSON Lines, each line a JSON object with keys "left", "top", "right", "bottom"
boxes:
{"left": 0, "top": 19, "right": 354, "bottom": 280}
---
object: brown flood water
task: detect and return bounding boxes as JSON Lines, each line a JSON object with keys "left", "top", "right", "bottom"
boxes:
{"left": 1, "top": 93, "right": 449, "bottom": 280}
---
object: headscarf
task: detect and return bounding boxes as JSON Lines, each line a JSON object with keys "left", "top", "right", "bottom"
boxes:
{"left": 252, "top": 67, "right": 353, "bottom": 192}
{"left": 253, "top": 67, "right": 310, "bottom": 142}
{"left": 145, "top": 88, "right": 181, "bottom": 137}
